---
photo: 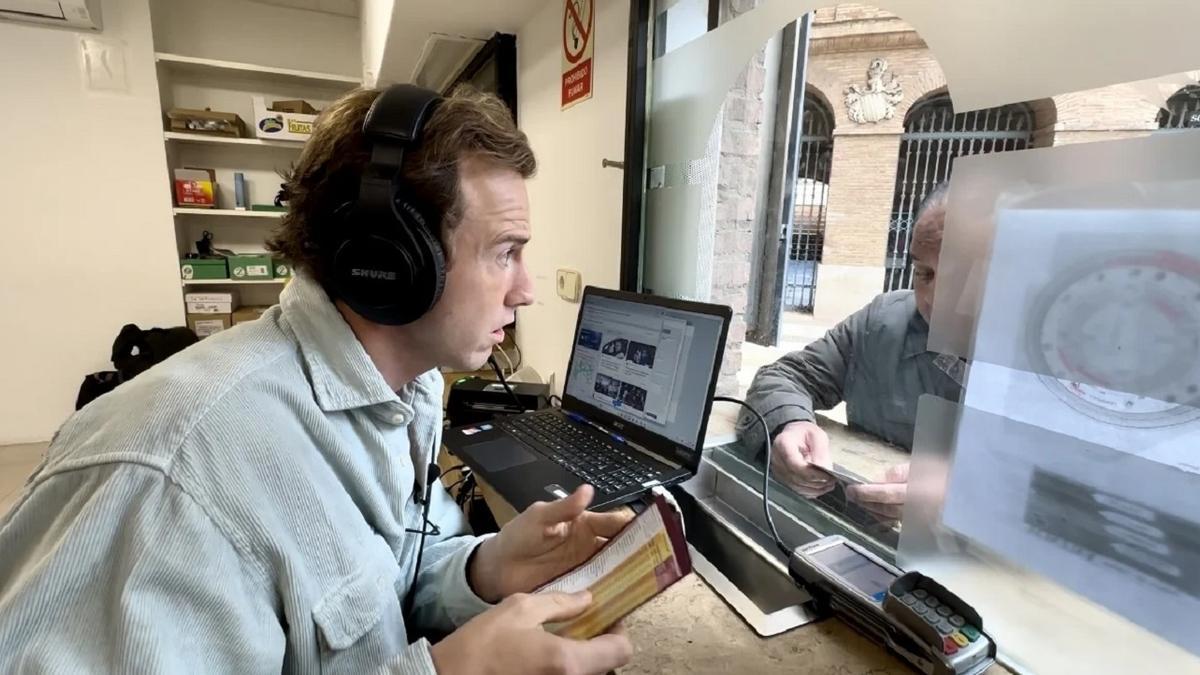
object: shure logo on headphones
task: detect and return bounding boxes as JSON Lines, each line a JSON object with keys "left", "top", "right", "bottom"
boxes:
{"left": 351, "top": 268, "right": 397, "bottom": 281}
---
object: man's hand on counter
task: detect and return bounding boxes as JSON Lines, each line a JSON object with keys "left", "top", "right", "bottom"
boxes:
{"left": 772, "top": 421, "right": 837, "bottom": 498}
{"left": 847, "top": 462, "right": 909, "bottom": 522}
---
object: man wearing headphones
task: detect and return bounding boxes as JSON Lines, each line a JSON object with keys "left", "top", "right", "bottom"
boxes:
{"left": 0, "top": 86, "right": 634, "bottom": 674}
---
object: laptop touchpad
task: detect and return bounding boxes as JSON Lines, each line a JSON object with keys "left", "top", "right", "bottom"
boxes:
{"left": 467, "top": 439, "right": 538, "bottom": 473}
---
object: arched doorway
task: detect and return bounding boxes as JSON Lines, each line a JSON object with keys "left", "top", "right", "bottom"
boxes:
{"left": 1157, "top": 84, "right": 1200, "bottom": 129}
{"left": 783, "top": 91, "right": 834, "bottom": 312}
{"left": 884, "top": 92, "right": 1034, "bottom": 291}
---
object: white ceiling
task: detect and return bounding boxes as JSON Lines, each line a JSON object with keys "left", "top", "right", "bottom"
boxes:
{"left": 249, "top": 0, "right": 360, "bottom": 17}
{"left": 378, "top": 0, "right": 548, "bottom": 83}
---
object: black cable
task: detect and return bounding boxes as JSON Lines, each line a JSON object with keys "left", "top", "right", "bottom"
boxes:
{"left": 440, "top": 464, "right": 468, "bottom": 480}
{"left": 713, "top": 396, "right": 791, "bottom": 558}
{"left": 445, "top": 475, "right": 471, "bottom": 498}
{"left": 547, "top": 394, "right": 562, "bottom": 408}
{"left": 403, "top": 463, "right": 442, "bottom": 618}
{"left": 487, "top": 355, "right": 526, "bottom": 411}
{"left": 456, "top": 474, "right": 478, "bottom": 508}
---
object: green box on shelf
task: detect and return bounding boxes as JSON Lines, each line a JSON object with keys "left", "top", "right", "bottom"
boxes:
{"left": 180, "top": 257, "right": 227, "bottom": 280}
{"left": 272, "top": 258, "right": 293, "bottom": 279}
{"left": 228, "top": 254, "right": 273, "bottom": 280}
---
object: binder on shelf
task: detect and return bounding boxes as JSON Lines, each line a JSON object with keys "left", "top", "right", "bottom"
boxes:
{"left": 234, "top": 172, "right": 248, "bottom": 210}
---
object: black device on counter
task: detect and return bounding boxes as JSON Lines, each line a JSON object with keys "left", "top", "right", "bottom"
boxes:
{"left": 715, "top": 396, "right": 997, "bottom": 675}
{"left": 790, "top": 536, "right": 997, "bottom": 675}
{"left": 447, "top": 377, "right": 549, "bottom": 427}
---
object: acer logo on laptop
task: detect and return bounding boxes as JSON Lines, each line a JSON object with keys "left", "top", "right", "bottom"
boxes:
{"left": 350, "top": 268, "right": 396, "bottom": 281}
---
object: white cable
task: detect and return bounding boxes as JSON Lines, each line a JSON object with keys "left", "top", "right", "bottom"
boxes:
{"left": 493, "top": 344, "right": 515, "bottom": 375}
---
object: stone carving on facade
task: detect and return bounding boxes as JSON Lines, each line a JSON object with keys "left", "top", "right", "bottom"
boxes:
{"left": 844, "top": 57, "right": 903, "bottom": 124}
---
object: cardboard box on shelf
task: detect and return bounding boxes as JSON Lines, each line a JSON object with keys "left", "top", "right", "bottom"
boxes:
{"left": 272, "top": 258, "right": 293, "bottom": 279}
{"left": 252, "top": 96, "right": 317, "bottom": 142}
{"left": 166, "top": 108, "right": 246, "bottom": 137}
{"left": 227, "top": 254, "right": 273, "bottom": 280}
{"left": 184, "top": 291, "right": 239, "bottom": 314}
{"left": 180, "top": 257, "right": 227, "bottom": 280}
{"left": 174, "top": 168, "right": 217, "bottom": 208}
{"left": 271, "top": 99, "right": 318, "bottom": 115}
{"left": 232, "top": 306, "right": 270, "bottom": 325}
{"left": 187, "top": 313, "right": 232, "bottom": 338}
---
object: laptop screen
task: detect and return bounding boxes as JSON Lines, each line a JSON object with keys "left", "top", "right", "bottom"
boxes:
{"left": 562, "top": 290, "right": 728, "bottom": 459}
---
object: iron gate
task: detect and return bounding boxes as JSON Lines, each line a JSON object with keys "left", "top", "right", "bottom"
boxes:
{"left": 783, "top": 93, "right": 834, "bottom": 312}
{"left": 884, "top": 93, "right": 1034, "bottom": 292}
{"left": 1158, "top": 85, "right": 1200, "bottom": 129}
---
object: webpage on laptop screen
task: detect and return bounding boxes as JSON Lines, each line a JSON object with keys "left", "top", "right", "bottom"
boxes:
{"left": 565, "top": 295, "right": 723, "bottom": 449}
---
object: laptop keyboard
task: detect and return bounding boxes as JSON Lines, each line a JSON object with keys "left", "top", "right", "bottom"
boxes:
{"left": 501, "top": 412, "right": 665, "bottom": 495}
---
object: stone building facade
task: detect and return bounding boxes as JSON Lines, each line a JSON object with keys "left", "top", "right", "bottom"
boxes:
{"left": 703, "top": 2, "right": 1183, "bottom": 392}
{"left": 801, "top": 3, "right": 1167, "bottom": 324}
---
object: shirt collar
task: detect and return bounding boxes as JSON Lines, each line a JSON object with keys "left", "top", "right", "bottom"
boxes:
{"left": 280, "top": 272, "right": 434, "bottom": 416}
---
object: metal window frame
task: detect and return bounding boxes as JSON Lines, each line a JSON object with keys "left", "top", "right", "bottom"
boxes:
{"left": 884, "top": 93, "right": 1035, "bottom": 293}
{"left": 746, "top": 15, "right": 813, "bottom": 345}
{"left": 782, "top": 91, "right": 834, "bottom": 313}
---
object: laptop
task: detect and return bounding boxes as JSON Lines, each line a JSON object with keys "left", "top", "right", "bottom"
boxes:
{"left": 444, "top": 286, "right": 731, "bottom": 512}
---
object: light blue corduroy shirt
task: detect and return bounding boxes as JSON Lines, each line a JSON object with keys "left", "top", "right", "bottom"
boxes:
{"left": 0, "top": 273, "right": 494, "bottom": 673}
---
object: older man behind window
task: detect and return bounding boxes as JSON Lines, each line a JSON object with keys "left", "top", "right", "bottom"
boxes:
{"left": 737, "top": 184, "right": 962, "bottom": 520}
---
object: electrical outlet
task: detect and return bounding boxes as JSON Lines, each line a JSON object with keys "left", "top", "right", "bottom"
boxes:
{"left": 556, "top": 269, "right": 582, "bottom": 302}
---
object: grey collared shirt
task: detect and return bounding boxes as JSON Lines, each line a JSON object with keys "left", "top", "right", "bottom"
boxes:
{"left": 0, "top": 273, "right": 492, "bottom": 673}
{"left": 738, "top": 291, "right": 963, "bottom": 457}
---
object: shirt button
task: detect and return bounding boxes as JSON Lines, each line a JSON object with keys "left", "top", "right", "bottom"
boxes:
{"left": 391, "top": 413, "right": 406, "bottom": 425}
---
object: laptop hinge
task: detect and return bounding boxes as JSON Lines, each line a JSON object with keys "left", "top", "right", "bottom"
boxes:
{"left": 625, "top": 438, "right": 684, "bottom": 472}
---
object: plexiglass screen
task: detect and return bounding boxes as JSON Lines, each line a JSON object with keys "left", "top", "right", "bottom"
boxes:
{"left": 642, "top": 1, "right": 1200, "bottom": 671}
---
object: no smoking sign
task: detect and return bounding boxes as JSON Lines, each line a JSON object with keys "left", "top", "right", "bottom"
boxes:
{"left": 561, "top": 0, "right": 594, "bottom": 109}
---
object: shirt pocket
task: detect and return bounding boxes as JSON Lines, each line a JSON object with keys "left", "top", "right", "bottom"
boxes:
{"left": 313, "top": 538, "right": 405, "bottom": 674}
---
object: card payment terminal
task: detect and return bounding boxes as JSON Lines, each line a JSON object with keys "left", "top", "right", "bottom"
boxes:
{"left": 789, "top": 535, "right": 997, "bottom": 675}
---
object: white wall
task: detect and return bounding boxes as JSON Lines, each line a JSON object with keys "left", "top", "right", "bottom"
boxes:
{"left": 515, "top": 0, "right": 629, "bottom": 392}
{"left": 0, "top": 0, "right": 183, "bottom": 444}
{"left": 149, "top": 0, "right": 360, "bottom": 77}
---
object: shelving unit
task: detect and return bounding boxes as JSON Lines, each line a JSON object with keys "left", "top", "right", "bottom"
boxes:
{"left": 164, "top": 131, "right": 304, "bottom": 149}
{"left": 181, "top": 278, "right": 289, "bottom": 287}
{"left": 157, "top": 49, "right": 360, "bottom": 315}
{"left": 155, "top": 52, "right": 362, "bottom": 90}
{"left": 173, "top": 207, "right": 283, "bottom": 218}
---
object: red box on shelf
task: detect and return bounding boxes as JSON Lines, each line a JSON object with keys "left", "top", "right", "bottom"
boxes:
{"left": 173, "top": 167, "right": 216, "bottom": 207}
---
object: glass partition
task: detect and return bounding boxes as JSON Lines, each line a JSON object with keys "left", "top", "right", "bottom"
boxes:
{"left": 639, "top": 1, "right": 1200, "bottom": 671}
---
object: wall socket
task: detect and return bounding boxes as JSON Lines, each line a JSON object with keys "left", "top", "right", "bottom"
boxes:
{"left": 556, "top": 269, "right": 582, "bottom": 302}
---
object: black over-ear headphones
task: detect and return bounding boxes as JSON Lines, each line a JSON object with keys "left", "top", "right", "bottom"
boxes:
{"left": 330, "top": 84, "right": 446, "bottom": 326}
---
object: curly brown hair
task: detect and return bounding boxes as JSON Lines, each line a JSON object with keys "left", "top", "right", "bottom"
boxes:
{"left": 267, "top": 85, "right": 536, "bottom": 289}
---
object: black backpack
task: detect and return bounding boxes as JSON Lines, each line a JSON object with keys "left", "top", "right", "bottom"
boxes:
{"left": 75, "top": 324, "right": 198, "bottom": 410}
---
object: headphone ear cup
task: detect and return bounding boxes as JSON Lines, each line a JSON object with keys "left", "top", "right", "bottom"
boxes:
{"left": 409, "top": 216, "right": 447, "bottom": 309}
{"left": 331, "top": 232, "right": 420, "bottom": 325}
{"left": 329, "top": 196, "right": 446, "bottom": 326}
